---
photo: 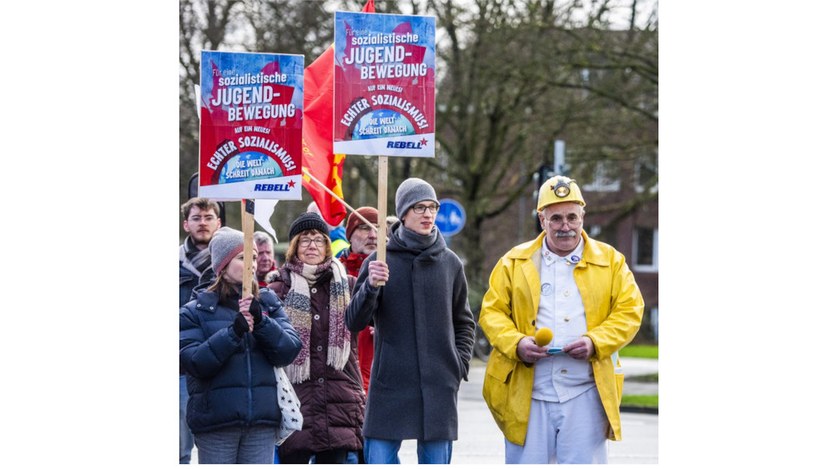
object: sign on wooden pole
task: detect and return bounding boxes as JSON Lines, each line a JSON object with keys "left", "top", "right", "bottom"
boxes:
{"left": 332, "top": 11, "right": 436, "bottom": 284}
{"left": 376, "top": 157, "right": 388, "bottom": 284}
{"left": 198, "top": 51, "right": 304, "bottom": 297}
{"left": 241, "top": 199, "right": 255, "bottom": 297}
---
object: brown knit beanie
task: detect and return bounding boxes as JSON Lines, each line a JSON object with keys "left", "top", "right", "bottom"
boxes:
{"left": 346, "top": 207, "right": 379, "bottom": 240}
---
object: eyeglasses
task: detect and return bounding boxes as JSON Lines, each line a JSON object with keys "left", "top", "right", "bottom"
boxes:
{"left": 299, "top": 237, "right": 327, "bottom": 247}
{"left": 545, "top": 213, "right": 583, "bottom": 228}
{"left": 411, "top": 203, "right": 440, "bottom": 214}
{"left": 188, "top": 215, "right": 216, "bottom": 223}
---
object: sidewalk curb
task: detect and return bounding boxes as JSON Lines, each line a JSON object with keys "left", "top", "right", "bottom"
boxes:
{"left": 620, "top": 405, "right": 658, "bottom": 415}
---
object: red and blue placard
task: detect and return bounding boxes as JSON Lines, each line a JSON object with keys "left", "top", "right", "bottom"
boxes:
{"left": 333, "top": 12, "right": 435, "bottom": 157}
{"left": 199, "top": 51, "right": 304, "bottom": 200}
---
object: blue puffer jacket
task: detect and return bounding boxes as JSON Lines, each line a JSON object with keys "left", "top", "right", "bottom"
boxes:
{"left": 179, "top": 262, "right": 199, "bottom": 307}
{"left": 180, "top": 288, "right": 302, "bottom": 434}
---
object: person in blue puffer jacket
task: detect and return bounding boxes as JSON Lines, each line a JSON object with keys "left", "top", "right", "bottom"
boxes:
{"left": 180, "top": 227, "right": 302, "bottom": 464}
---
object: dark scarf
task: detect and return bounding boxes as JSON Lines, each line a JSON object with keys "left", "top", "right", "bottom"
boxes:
{"left": 396, "top": 224, "right": 438, "bottom": 252}
{"left": 281, "top": 257, "right": 351, "bottom": 384}
{"left": 181, "top": 236, "right": 211, "bottom": 276}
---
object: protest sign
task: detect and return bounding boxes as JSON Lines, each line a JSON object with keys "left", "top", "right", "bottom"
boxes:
{"left": 333, "top": 12, "right": 436, "bottom": 157}
{"left": 199, "top": 51, "right": 304, "bottom": 200}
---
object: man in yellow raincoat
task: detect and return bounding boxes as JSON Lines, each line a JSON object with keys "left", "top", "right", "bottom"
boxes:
{"left": 479, "top": 175, "right": 644, "bottom": 464}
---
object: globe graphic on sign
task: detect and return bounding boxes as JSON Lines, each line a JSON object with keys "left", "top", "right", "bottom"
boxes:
{"left": 219, "top": 152, "right": 283, "bottom": 184}
{"left": 353, "top": 109, "right": 415, "bottom": 140}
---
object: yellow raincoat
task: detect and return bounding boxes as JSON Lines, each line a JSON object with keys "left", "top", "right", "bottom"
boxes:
{"left": 479, "top": 231, "right": 644, "bottom": 445}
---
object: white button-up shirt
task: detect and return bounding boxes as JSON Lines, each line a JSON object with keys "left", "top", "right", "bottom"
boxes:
{"left": 531, "top": 237, "right": 595, "bottom": 403}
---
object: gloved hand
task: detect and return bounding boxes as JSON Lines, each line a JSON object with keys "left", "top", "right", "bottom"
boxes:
{"left": 249, "top": 298, "right": 263, "bottom": 325}
{"left": 232, "top": 313, "right": 249, "bottom": 338}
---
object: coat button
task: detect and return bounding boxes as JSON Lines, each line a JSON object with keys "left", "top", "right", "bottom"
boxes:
{"left": 318, "top": 377, "right": 324, "bottom": 383}
{"left": 564, "top": 316, "right": 570, "bottom": 322}
{"left": 311, "top": 287, "right": 317, "bottom": 294}
{"left": 314, "top": 314, "right": 320, "bottom": 320}
{"left": 209, "top": 306, "right": 214, "bottom": 311}
{"left": 531, "top": 320, "right": 536, "bottom": 326}
{"left": 196, "top": 303, "right": 201, "bottom": 307}
{"left": 316, "top": 345, "right": 323, "bottom": 351}
{"left": 564, "top": 290, "right": 571, "bottom": 297}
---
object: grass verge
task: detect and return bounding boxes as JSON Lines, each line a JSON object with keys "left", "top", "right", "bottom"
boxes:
{"left": 621, "top": 394, "right": 658, "bottom": 408}
{"left": 619, "top": 344, "right": 658, "bottom": 359}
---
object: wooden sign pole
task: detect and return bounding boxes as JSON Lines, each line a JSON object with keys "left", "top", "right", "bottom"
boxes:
{"left": 241, "top": 199, "right": 255, "bottom": 298}
{"left": 376, "top": 156, "right": 388, "bottom": 286}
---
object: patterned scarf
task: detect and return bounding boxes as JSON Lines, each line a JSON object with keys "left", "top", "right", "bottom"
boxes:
{"left": 282, "top": 257, "right": 351, "bottom": 384}
{"left": 180, "top": 236, "right": 211, "bottom": 277}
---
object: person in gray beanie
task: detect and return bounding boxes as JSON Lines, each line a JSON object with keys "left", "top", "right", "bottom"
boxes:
{"left": 394, "top": 177, "right": 438, "bottom": 220}
{"left": 180, "top": 227, "right": 302, "bottom": 464}
{"left": 209, "top": 227, "right": 246, "bottom": 276}
{"left": 346, "top": 177, "right": 476, "bottom": 464}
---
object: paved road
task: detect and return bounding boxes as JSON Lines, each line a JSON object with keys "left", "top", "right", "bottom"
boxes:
{"left": 408, "top": 358, "right": 658, "bottom": 464}
{"left": 189, "top": 357, "right": 658, "bottom": 464}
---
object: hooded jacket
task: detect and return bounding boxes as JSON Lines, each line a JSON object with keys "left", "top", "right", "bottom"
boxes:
{"left": 179, "top": 288, "right": 302, "bottom": 434}
{"left": 479, "top": 231, "right": 644, "bottom": 445}
{"left": 346, "top": 222, "right": 476, "bottom": 441}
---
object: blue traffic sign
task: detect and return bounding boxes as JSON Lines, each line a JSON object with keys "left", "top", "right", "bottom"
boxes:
{"left": 435, "top": 198, "right": 466, "bottom": 237}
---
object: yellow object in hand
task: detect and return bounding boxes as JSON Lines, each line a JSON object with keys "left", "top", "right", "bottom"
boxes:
{"left": 535, "top": 327, "right": 553, "bottom": 347}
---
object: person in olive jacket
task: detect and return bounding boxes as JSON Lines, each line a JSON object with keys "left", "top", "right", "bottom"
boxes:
{"left": 346, "top": 178, "right": 476, "bottom": 464}
{"left": 266, "top": 212, "right": 366, "bottom": 464}
{"left": 180, "top": 227, "right": 302, "bottom": 464}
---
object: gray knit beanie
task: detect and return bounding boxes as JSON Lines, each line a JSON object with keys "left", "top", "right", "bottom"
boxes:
{"left": 209, "top": 227, "right": 245, "bottom": 274}
{"left": 395, "top": 178, "right": 438, "bottom": 219}
{"left": 289, "top": 212, "right": 330, "bottom": 240}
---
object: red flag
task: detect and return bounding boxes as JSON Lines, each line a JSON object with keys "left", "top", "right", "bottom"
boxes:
{"left": 302, "top": 0, "right": 375, "bottom": 226}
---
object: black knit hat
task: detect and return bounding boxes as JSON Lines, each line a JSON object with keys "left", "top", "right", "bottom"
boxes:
{"left": 289, "top": 212, "right": 329, "bottom": 240}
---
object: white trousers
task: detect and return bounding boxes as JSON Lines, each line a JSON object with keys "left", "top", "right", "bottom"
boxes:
{"left": 504, "top": 386, "right": 609, "bottom": 464}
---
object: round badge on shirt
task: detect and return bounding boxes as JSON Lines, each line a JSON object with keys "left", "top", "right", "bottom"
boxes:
{"left": 541, "top": 283, "right": 553, "bottom": 296}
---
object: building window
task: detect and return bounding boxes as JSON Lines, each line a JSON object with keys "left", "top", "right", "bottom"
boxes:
{"left": 633, "top": 227, "right": 658, "bottom": 272}
{"left": 587, "top": 224, "right": 617, "bottom": 247}
{"left": 581, "top": 161, "right": 620, "bottom": 192}
{"left": 635, "top": 160, "right": 658, "bottom": 194}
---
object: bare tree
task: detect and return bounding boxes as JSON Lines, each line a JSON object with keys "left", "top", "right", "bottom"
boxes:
{"left": 179, "top": 0, "right": 658, "bottom": 303}
{"left": 394, "top": 0, "right": 659, "bottom": 299}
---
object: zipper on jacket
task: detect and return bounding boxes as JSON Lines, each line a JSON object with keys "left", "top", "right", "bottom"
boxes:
{"left": 246, "top": 334, "right": 253, "bottom": 424}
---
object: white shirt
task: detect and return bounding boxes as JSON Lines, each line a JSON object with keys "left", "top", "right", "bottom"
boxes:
{"left": 531, "top": 237, "right": 595, "bottom": 403}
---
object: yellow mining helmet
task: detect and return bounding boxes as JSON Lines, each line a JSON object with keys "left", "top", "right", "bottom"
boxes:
{"left": 537, "top": 175, "right": 586, "bottom": 211}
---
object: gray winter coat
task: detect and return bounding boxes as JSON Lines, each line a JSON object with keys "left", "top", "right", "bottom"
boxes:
{"left": 346, "top": 223, "right": 476, "bottom": 441}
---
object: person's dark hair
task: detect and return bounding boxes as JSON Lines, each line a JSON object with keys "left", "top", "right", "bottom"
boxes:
{"left": 181, "top": 197, "right": 221, "bottom": 220}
